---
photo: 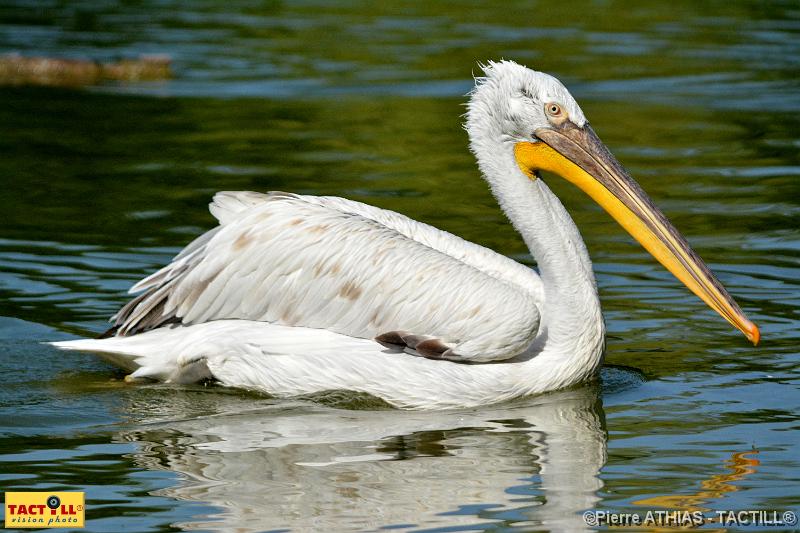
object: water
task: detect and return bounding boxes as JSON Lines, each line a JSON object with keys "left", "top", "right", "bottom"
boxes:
{"left": 1, "top": 1, "right": 799, "bottom": 531}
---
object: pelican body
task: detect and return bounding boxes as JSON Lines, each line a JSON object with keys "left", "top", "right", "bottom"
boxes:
{"left": 53, "top": 61, "right": 758, "bottom": 409}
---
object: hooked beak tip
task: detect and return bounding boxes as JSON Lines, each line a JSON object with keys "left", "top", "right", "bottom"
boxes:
{"left": 745, "top": 321, "right": 760, "bottom": 346}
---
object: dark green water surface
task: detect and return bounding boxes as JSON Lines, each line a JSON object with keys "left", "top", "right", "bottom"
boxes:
{"left": 1, "top": 1, "right": 799, "bottom": 531}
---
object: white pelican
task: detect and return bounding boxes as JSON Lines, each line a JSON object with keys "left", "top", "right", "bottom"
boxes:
{"left": 53, "top": 60, "right": 759, "bottom": 409}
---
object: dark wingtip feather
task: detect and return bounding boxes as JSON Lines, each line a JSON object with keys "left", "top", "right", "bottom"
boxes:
{"left": 414, "top": 339, "right": 450, "bottom": 358}
{"left": 375, "top": 330, "right": 408, "bottom": 349}
{"left": 97, "top": 325, "right": 119, "bottom": 339}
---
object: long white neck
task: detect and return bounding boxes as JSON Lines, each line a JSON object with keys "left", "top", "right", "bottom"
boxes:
{"left": 471, "top": 134, "right": 605, "bottom": 380}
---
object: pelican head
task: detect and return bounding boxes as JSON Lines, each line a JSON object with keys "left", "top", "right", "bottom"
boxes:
{"left": 467, "top": 60, "right": 759, "bottom": 345}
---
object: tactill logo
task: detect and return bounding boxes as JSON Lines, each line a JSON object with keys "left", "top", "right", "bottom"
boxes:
{"left": 4, "top": 491, "right": 85, "bottom": 528}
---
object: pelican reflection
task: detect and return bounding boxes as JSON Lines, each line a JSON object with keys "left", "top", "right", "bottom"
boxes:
{"left": 117, "top": 383, "right": 608, "bottom": 531}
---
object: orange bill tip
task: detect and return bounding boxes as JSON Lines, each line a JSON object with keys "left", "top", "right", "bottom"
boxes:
{"left": 745, "top": 321, "right": 760, "bottom": 346}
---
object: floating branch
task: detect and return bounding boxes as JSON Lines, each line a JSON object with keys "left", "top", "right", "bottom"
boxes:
{"left": 0, "top": 53, "right": 171, "bottom": 87}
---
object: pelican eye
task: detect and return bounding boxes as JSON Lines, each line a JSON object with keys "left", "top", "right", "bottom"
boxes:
{"left": 545, "top": 103, "right": 563, "bottom": 117}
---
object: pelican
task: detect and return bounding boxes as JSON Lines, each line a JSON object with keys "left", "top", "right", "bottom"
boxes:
{"left": 53, "top": 60, "right": 759, "bottom": 409}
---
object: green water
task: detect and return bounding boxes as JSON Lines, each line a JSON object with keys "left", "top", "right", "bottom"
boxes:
{"left": 1, "top": 1, "right": 799, "bottom": 531}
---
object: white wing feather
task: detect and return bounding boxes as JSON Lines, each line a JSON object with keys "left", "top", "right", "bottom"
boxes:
{"left": 114, "top": 192, "right": 542, "bottom": 362}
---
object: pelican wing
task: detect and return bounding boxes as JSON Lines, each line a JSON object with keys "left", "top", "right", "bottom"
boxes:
{"left": 113, "top": 192, "right": 542, "bottom": 362}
